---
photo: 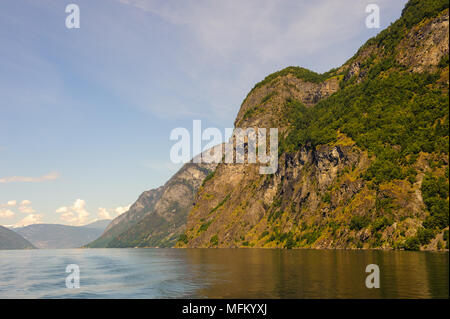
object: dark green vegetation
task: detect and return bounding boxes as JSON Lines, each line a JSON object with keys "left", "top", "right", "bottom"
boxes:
{"left": 363, "top": 0, "right": 450, "bottom": 54}
{"left": 283, "top": 70, "right": 448, "bottom": 185}
{"left": 282, "top": 0, "right": 449, "bottom": 180}
{"left": 421, "top": 173, "right": 449, "bottom": 230}
{"left": 281, "top": 0, "right": 450, "bottom": 174}
{"left": 202, "top": 170, "right": 215, "bottom": 187}
{"left": 252, "top": 66, "right": 338, "bottom": 90}
{"left": 209, "top": 194, "right": 230, "bottom": 215}
{"left": 403, "top": 173, "right": 450, "bottom": 250}
{"left": 0, "top": 226, "right": 35, "bottom": 250}
{"left": 275, "top": 0, "right": 449, "bottom": 250}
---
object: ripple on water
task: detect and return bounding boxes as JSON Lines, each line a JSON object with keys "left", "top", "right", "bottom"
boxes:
{"left": 0, "top": 248, "right": 448, "bottom": 299}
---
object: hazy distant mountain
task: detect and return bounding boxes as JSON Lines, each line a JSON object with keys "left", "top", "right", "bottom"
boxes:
{"left": 14, "top": 220, "right": 110, "bottom": 249}
{"left": 0, "top": 225, "right": 35, "bottom": 250}
{"left": 83, "top": 219, "right": 111, "bottom": 229}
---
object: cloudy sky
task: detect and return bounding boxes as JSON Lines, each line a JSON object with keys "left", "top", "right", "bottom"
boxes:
{"left": 0, "top": 0, "right": 408, "bottom": 227}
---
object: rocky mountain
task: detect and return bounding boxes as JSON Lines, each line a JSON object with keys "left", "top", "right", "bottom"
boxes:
{"left": 14, "top": 220, "right": 110, "bottom": 249}
{"left": 0, "top": 225, "right": 35, "bottom": 250}
{"left": 177, "top": 0, "right": 449, "bottom": 251}
{"left": 87, "top": 160, "right": 216, "bottom": 248}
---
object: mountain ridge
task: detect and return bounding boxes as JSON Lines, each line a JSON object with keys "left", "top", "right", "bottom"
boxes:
{"left": 177, "top": 0, "right": 449, "bottom": 250}
{"left": 13, "top": 221, "right": 110, "bottom": 249}
{"left": 0, "top": 225, "right": 35, "bottom": 250}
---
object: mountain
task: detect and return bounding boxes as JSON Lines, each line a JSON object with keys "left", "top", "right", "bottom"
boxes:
{"left": 83, "top": 219, "right": 111, "bottom": 229}
{"left": 87, "top": 160, "right": 216, "bottom": 248}
{"left": 14, "top": 221, "right": 110, "bottom": 249}
{"left": 0, "top": 225, "right": 35, "bottom": 250}
{"left": 176, "top": 0, "right": 449, "bottom": 250}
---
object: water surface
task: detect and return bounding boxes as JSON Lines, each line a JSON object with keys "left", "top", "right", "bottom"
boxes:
{"left": 0, "top": 248, "right": 448, "bottom": 298}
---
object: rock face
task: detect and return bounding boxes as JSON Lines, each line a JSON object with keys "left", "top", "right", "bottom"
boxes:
{"left": 87, "top": 161, "right": 216, "bottom": 248}
{"left": 0, "top": 225, "right": 35, "bottom": 250}
{"left": 396, "top": 10, "right": 449, "bottom": 73}
{"left": 89, "top": 187, "right": 165, "bottom": 247}
{"left": 236, "top": 72, "right": 339, "bottom": 130}
{"left": 180, "top": 141, "right": 431, "bottom": 249}
{"left": 178, "top": 2, "right": 449, "bottom": 250}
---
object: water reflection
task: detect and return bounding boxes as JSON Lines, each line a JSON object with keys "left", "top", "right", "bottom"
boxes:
{"left": 182, "top": 249, "right": 449, "bottom": 298}
{"left": 0, "top": 248, "right": 447, "bottom": 298}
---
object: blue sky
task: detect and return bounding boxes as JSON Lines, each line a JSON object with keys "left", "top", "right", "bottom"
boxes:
{"left": 0, "top": 0, "right": 408, "bottom": 226}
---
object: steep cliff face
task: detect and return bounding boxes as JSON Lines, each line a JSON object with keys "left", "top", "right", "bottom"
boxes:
{"left": 396, "top": 9, "right": 449, "bottom": 73}
{"left": 87, "top": 187, "right": 164, "bottom": 247}
{"left": 235, "top": 70, "right": 340, "bottom": 130}
{"left": 179, "top": 1, "right": 449, "bottom": 250}
{"left": 87, "top": 161, "right": 215, "bottom": 248}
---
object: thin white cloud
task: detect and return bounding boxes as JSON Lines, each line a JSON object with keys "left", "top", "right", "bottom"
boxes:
{"left": 58, "top": 202, "right": 129, "bottom": 226}
{"left": 133, "top": 0, "right": 403, "bottom": 58}
{"left": 0, "top": 200, "right": 17, "bottom": 207}
{"left": 0, "top": 199, "right": 40, "bottom": 224}
{"left": 0, "top": 199, "right": 39, "bottom": 221}
{"left": 97, "top": 204, "right": 131, "bottom": 220}
{"left": 110, "top": 0, "right": 407, "bottom": 122}
{"left": 117, "top": 0, "right": 343, "bottom": 61}
{"left": 18, "top": 200, "right": 36, "bottom": 214}
{"left": 55, "top": 199, "right": 90, "bottom": 226}
{"left": 98, "top": 207, "right": 112, "bottom": 220}
{"left": 0, "top": 209, "right": 15, "bottom": 219}
{"left": 18, "top": 207, "right": 35, "bottom": 214}
{"left": 7, "top": 200, "right": 17, "bottom": 206}
{"left": 14, "top": 214, "right": 43, "bottom": 227}
{"left": 0, "top": 171, "right": 60, "bottom": 183}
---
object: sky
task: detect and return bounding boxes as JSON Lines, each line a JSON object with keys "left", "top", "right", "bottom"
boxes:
{"left": 0, "top": 0, "right": 408, "bottom": 227}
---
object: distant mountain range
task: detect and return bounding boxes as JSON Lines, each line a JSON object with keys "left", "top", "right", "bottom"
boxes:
{"left": 0, "top": 225, "right": 35, "bottom": 250}
{"left": 12, "top": 220, "right": 111, "bottom": 249}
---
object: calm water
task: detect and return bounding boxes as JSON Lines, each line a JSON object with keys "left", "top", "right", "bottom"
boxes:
{"left": 0, "top": 248, "right": 448, "bottom": 298}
